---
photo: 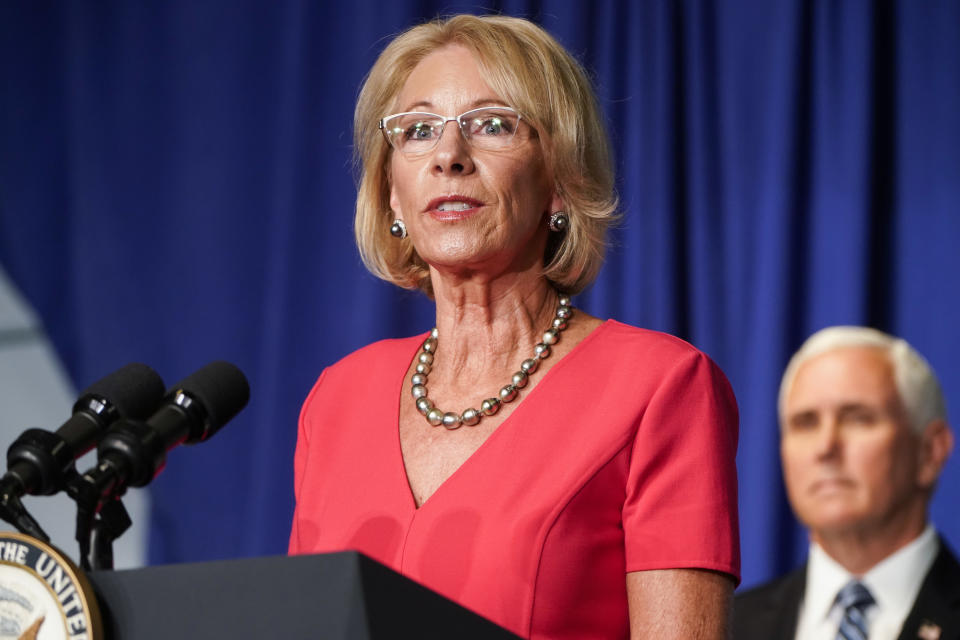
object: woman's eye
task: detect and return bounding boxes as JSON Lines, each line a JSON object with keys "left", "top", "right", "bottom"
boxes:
{"left": 481, "top": 119, "right": 504, "bottom": 135}
{"left": 470, "top": 116, "right": 512, "bottom": 136}
{"left": 483, "top": 118, "right": 510, "bottom": 136}
{"left": 404, "top": 125, "right": 430, "bottom": 140}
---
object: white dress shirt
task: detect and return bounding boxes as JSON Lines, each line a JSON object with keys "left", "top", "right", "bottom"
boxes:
{"left": 794, "top": 525, "right": 939, "bottom": 640}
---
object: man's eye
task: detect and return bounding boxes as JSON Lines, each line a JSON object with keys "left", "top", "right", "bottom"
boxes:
{"left": 844, "top": 409, "right": 877, "bottom": 425}
{"left": 787, "top": 413, "right": 818, "bottom": 431}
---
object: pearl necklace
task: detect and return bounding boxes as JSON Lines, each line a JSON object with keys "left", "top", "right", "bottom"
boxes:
{"left": 411, "top": 295, "right": 573, "bottom": 429}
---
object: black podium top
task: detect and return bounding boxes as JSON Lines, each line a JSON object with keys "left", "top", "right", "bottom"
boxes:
{"left": 89, "top": 550, "right": 520, "bottom": 639}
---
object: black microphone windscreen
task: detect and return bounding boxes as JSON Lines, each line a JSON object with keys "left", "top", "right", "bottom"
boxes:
{"left": 78, "top": 363, "right": 166, "bottom": 420}
{"left": 173, "top": 361, "right": 250, "bottom": 438}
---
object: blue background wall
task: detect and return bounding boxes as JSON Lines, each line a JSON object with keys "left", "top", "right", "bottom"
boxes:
{"left": 1, "top": 1, "right": 958, "bottom": 590}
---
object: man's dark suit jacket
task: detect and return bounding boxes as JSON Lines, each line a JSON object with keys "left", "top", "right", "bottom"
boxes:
{"left": 733, "top": 540, "right": 960, "bottom": 640}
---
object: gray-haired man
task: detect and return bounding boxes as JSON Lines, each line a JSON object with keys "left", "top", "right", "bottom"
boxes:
{"left": 734, "top": 326, "right": 958, "bottom": 640}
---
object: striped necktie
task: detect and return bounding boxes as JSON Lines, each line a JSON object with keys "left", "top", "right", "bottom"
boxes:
{"left": 834, "top": 580, "right": 875, "bottom": 640}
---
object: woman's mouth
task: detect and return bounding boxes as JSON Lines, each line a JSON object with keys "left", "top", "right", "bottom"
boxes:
{"left": 425, "top": 197, "right": 484, "bottom": 220}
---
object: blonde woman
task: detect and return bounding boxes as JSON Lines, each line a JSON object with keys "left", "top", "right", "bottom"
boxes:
{"left": 290, "top": 15, "right": 739, "bottom": 639}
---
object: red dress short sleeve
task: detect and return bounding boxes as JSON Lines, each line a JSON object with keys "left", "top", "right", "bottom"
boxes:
{"left": 289, "top": 320, "right": 739, "bottom": 638}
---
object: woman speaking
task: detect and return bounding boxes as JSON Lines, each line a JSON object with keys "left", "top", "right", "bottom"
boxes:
{"left": 289, "top": 14, "right": 739, "bottom": 639}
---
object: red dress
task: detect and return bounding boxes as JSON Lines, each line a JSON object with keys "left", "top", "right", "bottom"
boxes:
{"left": 289, "top": 320, "right": 740, "bottom": 639}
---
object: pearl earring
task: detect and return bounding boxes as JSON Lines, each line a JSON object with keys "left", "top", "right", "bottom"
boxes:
{"left": 389, "top": 219, "right": 407, "bottom": 239}
{"left": 548, "top": 211, "right": 569, "bottom": 233}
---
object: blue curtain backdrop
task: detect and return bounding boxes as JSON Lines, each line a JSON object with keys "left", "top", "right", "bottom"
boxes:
{"left": 1, "top": 1, "right": 958, "bottom": 590}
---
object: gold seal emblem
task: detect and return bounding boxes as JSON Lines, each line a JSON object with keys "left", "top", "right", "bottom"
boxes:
{"left": 0, "top": 532, "right": 101, "bottom": 639}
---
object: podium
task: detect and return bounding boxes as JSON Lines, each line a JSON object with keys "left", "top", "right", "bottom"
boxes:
{"left": 88, "top": 551, "right": 520, "bottom": 639}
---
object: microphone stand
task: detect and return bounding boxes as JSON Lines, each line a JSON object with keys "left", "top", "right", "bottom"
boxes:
{"left": 0, "top": 475, "right": 50, "bottom": 541}
{"left": 66, "top": 463, "right": 132, "bottom": 571}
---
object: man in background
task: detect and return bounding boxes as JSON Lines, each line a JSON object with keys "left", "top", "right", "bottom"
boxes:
{"left": 734, "top": 326, "right": 959, "bottom": 640}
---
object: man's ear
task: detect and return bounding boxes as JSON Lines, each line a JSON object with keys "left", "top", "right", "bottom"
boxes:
{"left": 916, "top": 419, "right": 954, "bottom": 489}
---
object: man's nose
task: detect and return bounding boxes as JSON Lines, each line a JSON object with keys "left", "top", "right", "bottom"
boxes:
{"left": 813, "top": 419, "right": 842, "bottom": 459}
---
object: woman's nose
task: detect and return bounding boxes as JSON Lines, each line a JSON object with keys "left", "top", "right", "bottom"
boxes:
{"left": 431, "top": 123, "right": 475, "bottom": 175}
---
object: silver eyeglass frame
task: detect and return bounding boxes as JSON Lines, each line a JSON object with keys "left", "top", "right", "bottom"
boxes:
{"left": 378, "top": 106, "right": 526, "bottom": 155}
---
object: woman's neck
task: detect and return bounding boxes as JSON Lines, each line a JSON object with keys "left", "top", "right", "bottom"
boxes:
{"left": 427, "top": 272, "right": 559, "bottom": 395}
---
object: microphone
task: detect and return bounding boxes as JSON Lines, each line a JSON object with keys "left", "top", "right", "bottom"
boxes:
{"left": 66, "top": 361, "right": 247, "bottom": 570}
{"left": 78, "top": 361, "right": 249, "bottom": 497}
{"left": 2, "top": 363, "right": 166, "bottom": 497}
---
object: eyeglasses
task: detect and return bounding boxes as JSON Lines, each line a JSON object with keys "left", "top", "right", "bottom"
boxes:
{"left": 379, "top": 106, "right": 527, "bottom": 155}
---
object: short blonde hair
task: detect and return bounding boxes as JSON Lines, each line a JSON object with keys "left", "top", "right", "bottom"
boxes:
{"left": 778, "top": 326, "right": 947, "bottom": 433}
{"left": 353, "top": 14, "right": 618, "bottom": 296}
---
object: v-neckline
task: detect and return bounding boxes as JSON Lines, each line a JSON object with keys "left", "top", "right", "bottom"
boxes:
{"left": 391, "top": 319, "right": 612, "bottom": 512}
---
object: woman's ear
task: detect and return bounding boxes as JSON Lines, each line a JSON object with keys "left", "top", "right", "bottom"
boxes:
{"left": 389, "top": 185, "right": 403, "bottom": 221}
{"left": 549, "top": 192, "right": 564, "bottom": 215}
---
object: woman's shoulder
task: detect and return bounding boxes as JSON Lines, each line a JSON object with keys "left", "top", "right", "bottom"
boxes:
{"left": 589, "top": 319, "right": 713, "bottom": 364}
{"left": 586, "top": 320, "right": 738, "bottom": 431}
{"left": 579, "top": 320, "right": 734, "bottom": 396}
{"left": 301, "top": 333, "right": 426, "bottom": 408}
{"left": 324, "top": 332, "right": 427, "bottom": 376}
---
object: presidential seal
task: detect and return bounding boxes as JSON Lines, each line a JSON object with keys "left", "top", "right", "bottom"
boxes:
{"left": 0, "top": 532, "right": 101, "bottom": 640}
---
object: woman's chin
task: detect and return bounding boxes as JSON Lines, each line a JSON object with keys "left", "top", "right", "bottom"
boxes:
{"left": 417, "top": 233, "right": 495, "bottom": 266}
{"left": 424, "top": 253, "right": 497, "bottom": 277}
